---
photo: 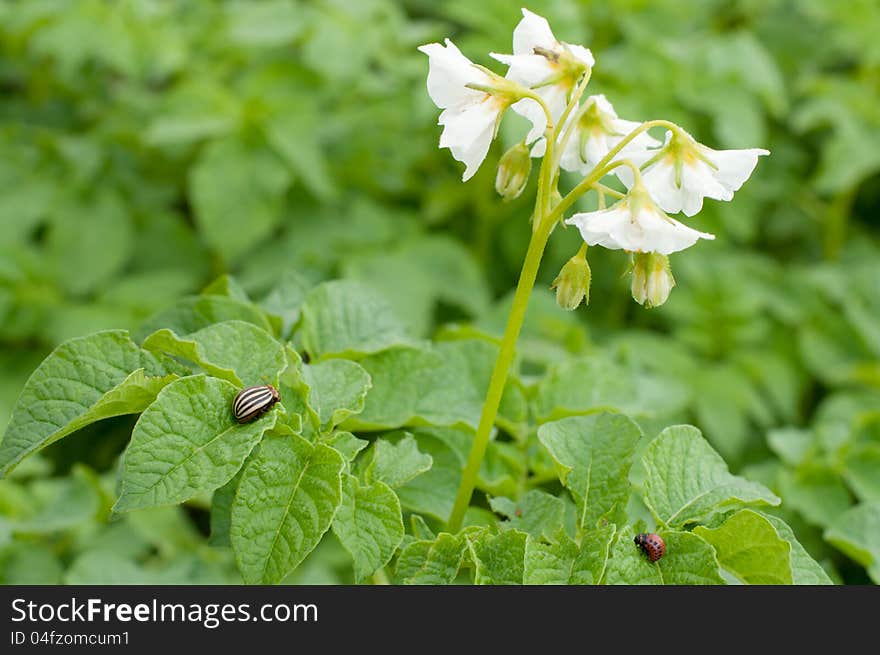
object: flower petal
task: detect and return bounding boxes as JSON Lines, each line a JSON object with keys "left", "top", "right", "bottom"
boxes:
{"left": 566, "top": 201, "right": 714, "bottom": 255}
{"left": 703, "top": 146, "right": 770, "bottom": 192}
{"left": 419, "top": 39, "right": 486, "bottom": 110}
{"left": 513, "top": 8, "right": 557, "bottom": 54}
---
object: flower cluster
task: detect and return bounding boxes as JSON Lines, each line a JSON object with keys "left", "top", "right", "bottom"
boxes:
{"left": 420, "top": 8, "right": 768, "bottom": 308}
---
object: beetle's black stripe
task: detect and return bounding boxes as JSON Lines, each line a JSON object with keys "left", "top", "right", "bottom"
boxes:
{"left": 233, "top": 386, "right": 275, "bottom": 422}
{"left": 234, "top": 389, "right": 272, "bottom": 415}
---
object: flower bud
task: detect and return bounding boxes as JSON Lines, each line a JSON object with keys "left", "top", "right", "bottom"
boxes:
{"left": 495, "top": 142, "right": 532, "bottom": 201}
{"left": 552, "top": 248, "right": 591, "bottom": 310}
{"left": 631, "top": 253, "right": 675, "bottom": 308}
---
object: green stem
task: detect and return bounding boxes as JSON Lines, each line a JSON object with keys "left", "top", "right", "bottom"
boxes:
{"left": 446, "top": 216, "right": 554, "bottom": 533}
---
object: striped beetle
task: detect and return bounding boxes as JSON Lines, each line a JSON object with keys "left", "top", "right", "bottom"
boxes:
{"left": 232, "top": 384, "right": 281, "bottom": 424}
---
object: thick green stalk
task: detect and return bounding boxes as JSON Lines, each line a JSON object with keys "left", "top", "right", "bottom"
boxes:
{"left": 446, "top": 215, "right": 554, "bottom": 533}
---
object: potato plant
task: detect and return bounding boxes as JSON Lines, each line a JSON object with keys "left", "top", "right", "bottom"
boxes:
{"left": 0, "top": 1, "right": 878, "bottom": 585}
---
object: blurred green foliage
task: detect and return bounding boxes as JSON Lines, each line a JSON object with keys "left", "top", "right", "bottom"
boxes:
{"left": 0, "top": 0, "right": 878, "bottom": 584}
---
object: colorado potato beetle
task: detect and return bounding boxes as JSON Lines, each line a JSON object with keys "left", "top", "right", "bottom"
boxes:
{"left": 233, "top": 384, "right": 280, "bottom": 424}
{"left": 634, "top": 532, "right": 665, "bottom": 562}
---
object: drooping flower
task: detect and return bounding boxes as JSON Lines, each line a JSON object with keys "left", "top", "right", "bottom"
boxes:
{"left": 495, "top": 141, "right": 532, "bottom": 200}
{"left": 551, "top": 247, "right": 592, "bottom": 310}
{"left": 531, "top": 94, "right": 660, "bottom": 173}
{"left": 631, "top": 252, "right": 675, "bottom": 308}
{"left": 490, "top": 8, "right": 594, "bottom": 144}
{"left": 565, "top": 183, "right": 714, "bottom": 255}
{"left": 618, "top": 129, "right": 770, "bottom": 216}
{"left": 419, "top": 39, "right": 531, "bottom": 181}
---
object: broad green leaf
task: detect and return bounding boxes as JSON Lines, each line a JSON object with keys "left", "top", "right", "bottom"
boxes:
{"left": 395, "top": 533, "right": 465, "bottom": 585}
{"left": 0, "top": 331, "right": 175, "bottom": 475}
{"left": 190, "top": 137, "right": 291, "bottom": 263}
{"left": 767, "top": 427, "right": 814, "bottom": 467}
{"left": 299, "top": 280, "right": 409, "bottom": 360}
{"left": 523, "top": 525, "right": 616, "bottom": 585}
{"left": 694, "top": 510, "right": 793, "bottom": 584}
{"left": 47, "top": 190, "right": 133, "bottom": 296}
{"left": 142, "top": 320, "right": 286, "bottom": 387}
{"left": 824, "top": 502, "right": 880, "bottom": 583}
{"left": 604, "top": 527, "right": 725, "bottom": 585}
{"left": 537, "top": 413, "right": 642, "bottom": 530}
{"left": 761, "top": 513, "right": 833, "bottom": 585}
{"left": 490, "top": 490, "right": 565, "bottom": 540}
{"left": 65, "top": 552, "right": 157, "bottom": 585}
{"left": 304, "top": 359, "right": 372, "bottom": 430}
{"left": 201, "top": 275, "right": 250, "bottom": 301}
{"left": 135, "top": 295, "right": 273, "bottom": 342}
{"left": 332, "top": 475, "right": 404, "bottom": 582}
{"left": 322, "top": 431, "right": 369, "bottom": 462}
{"left": 2, "top": 544, "right": 63, "bottom": 585}
{"left": 533, "top": 355, "right": 689, "bottom": 423}
{"left": 343, "top": 235, "right": 491, "bottom": 337}
{"left": 260, "top": 269, "right": 312, "bottom": 339}
{"left": 778, "top": 467, "right": 852, "bottom": 529}
{"left": 209, "top": 471, "right": 242, "bottom": 547}
{"left": 11, "top": 468, "right": 100, "bottom": 534}
{"left": 347, "top": 341, "right": 526, "bottom": 432}
{"left": 395, "top": 429, "right": 462, "bottom": 521}
{"left": 468, "top": 529, "right": 527, "bottom": 585}
{"left": 114, "top": 375, "right": 277, "bottom": 512}
{"left": 843, "top": 444, "right": 880, "bottom": 503}
{"left": 642, "top": 425, "right": 779, "bottom": 528}
{"left": 231, "top": 434, "right": 344, "bottom": 584}
{"left": 366, "top": 434, "right": 433, "bottom": 489}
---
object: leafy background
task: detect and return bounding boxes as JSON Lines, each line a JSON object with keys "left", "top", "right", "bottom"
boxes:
{"left": 0, "top": 0, "right": 878, "bottom": 584}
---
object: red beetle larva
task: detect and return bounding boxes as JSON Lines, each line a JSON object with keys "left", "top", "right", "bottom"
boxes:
{"left": 232, "top": 385, "right": 280, "bottom": 424}
{"left": 634, "top": 532, "right": 665, "bottom": 562}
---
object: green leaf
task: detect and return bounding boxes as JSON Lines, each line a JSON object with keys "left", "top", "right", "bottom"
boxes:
{"left": 778, "top": 466, "right": 852, "bottom": 529}
{"left": 304, "top": 359, "right": 372, "bottom": 430}
{"left": 490, "top": 490, "right": 565, "bottom": 540}
{"left": 395, "top": 533, "right": 466, "bottom": 585}
{"left": 537, "top": 413, "right": 642, "bottom": 530}
{"left": 604, "top": 526, "right": 725, "bottom": 585}
{"left": 331, "top": 475, "right": 404, "bottom": 582}
{"left": 343, "top": 235, "right": 490, "bottom": 337}
{"left": 347, "top": 341, "right": 526, "bottom": 432}
{"left": 47, "top": 190, "right": 133, "bottom": 296}
{"left": 189, "top": 137, "right": 291, "bottom": 263}
{"left": 299, "top": 280, "right": 409, "bottom": 360}
{"left": 694, "top": 510, "right": 793, "bottom": 584}
{"left": 365, "top": 434, "right": 433, "bottom": 489}
{"left": 142, "top": 320, "right": 286, "bottom": 387}
{"left": 395, "top": 429, "right": 462, "bottom": 521}
{"left": 11, "top": 467, "right": 100, "bottom": 534}
{"left": 533, "top": 355, "right": 689, "bottom": 423}
{"left": 523, "top": 524, "right": 616, "bottom": 585}
{"left": 843, "top": 444, "right": 880, "bottom": 503}
{"left": 209, "top": 471, "right": 242, "bottom": 547}
{"left": 824, "top": 502, "right": 880, "bottom": 583}
{"left": 114, "top": 375, "right": 277, "bottom": 512}
{"left": 642, "top": 425, "right": 779, "bottom": 528}
{"left": 260, "top": 269, "right": 312, "bottom": 339}
{"left": 231, "top": 434, "right": 344, "bottom": 584}
{"left": 135, "top": 295, "right": 274, "bottom": 342}
{"left": 467, "top": 529, "right": 527, "bottom": 585}
{"left": 0, "top": 331, "right": 175, "bottom": 476}
{"left": 761, "top": 513, "right": 833, "bottom": 585}
{"left": 322, "top": 431, "right": 369, "bottom": 462}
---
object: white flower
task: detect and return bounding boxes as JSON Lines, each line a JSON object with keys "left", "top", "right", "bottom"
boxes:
{"left": 631, "top": 252, "right": 675, "bottom": 308}
{"left": 565, "top": 186, "right": 715, "bottom": 255}
{"left": 419, "top": 39, "right": 526, "bottom": 181}
{"left": 490, "top": 8, "right": 594, "bottom": 143}
{"left": 618, "top": 129, "right": 770, "bottom": 216}
{"left": 531, "top": 94, "right": 660, "bottom": 173}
